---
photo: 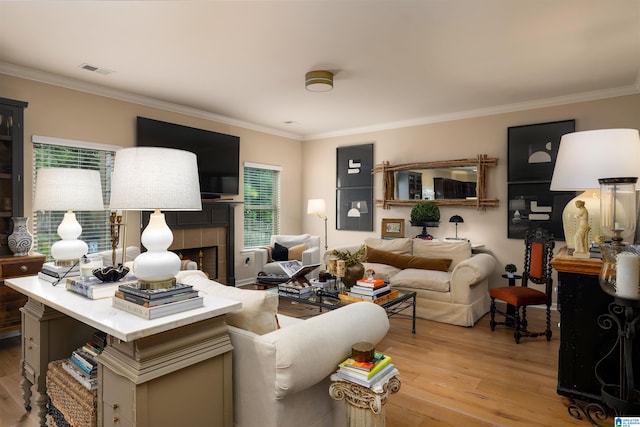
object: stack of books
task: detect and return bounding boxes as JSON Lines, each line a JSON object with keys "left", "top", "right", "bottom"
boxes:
{"left": 65, "top": 274, "right": 138, "bottom": 300}
{"left": 113, "top": 282, "right": 203, "bottom": 319}
{"left": 38, "top": 262, "right": 80, "bottom": 284}
{"left": 335, "top": 352, "right": 396, "bottom": 387}
{"left": 62, "top": 332, "right": 107, "bottom": 391}
{"left": 348, "top": 279, "right": 391, "bottom": 300}
{"left": 278, "top": 281, "right": 314, "bottom": 296}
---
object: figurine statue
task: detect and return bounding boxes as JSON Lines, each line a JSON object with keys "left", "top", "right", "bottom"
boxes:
{"left": 573, "top": 200, "right": 591, "bottom": 258}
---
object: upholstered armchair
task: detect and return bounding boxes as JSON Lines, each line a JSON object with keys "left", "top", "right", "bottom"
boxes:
{"left": 254, "top": 234, "right": 321, "bottom": 277}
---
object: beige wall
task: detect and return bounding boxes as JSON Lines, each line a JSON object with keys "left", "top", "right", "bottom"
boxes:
{"left": 302, "top": 94, "right": 640, "bottom": 288}
{"left": 4, "top": 71, "right": 640, "bottom": 288}
{"left": 0, "top": 73, "right": 302, "bottom": 282}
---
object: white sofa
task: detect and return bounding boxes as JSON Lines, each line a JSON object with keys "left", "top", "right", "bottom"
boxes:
{"left": 328, "top": 238, "right": 496, "bottom": 327}
{"left": 254, "top": 234, "right": 321, "bottom": 277}
{"left": 175, "top": 271, "right": 390, "bottom": 427}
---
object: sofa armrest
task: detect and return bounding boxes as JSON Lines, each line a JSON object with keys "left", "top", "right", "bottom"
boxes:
{"left": 450, "top": 253, "right": 496, "bottom": 303}
{"left": 255, "top": 302, "right": 389, "bottom": 398}
{"left": 254, "top": 247, "right": 269, "bottom": 274}
{"left": 302, "top": 246, "right": 320, "bottom": 266}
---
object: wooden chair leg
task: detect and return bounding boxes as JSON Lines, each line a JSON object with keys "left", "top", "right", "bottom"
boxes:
{"left": 514, "top": 307, "right": 522, "bottom": 344}
{"left": 521, "top": 306, "right": 528, "bottom": 330}
{"left": 490, "top": 298, "right": 496, "bottom": 331}
{"left": 545, "top": 304, "right": 552, "bottom": 341}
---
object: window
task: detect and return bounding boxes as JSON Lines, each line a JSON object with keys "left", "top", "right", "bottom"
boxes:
{"left": 32, "top": 136, "right": 119, "bottom": 261}
{"left": 243, "top": 162, "right": 281, "bottom": 248}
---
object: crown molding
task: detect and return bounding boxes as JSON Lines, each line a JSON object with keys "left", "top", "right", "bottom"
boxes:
{"left": 303, "top": 84, "right": 640, "bottom": 141}
{"left": 0, "top": 61, "right": 302, "bottom": 141}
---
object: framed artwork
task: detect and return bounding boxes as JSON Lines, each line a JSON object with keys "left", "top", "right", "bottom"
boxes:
{"left": 381, "top": 218, "right": 405, "bottom": 239}
{"left": 336, "top": 143, "right": 374, "bottom": 188}
{"left": 336, "top": 187, "right": 373, "bottom": 231}
{"left": 507, "top": 119, "right": 575, "bottom": 182}
{"left": 507, "top": 182, "right": 576, "bottom": 239}
{"left": 507, "top": 119, "right": 576, "bottom": 239}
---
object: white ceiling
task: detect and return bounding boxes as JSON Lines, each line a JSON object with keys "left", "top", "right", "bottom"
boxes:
{"left": 1, "top": 1, "right": 639, "bottom": 140}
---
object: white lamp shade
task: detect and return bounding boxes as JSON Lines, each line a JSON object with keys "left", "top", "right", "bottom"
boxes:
{"left": 109, "top": 147, "right": 202, "bottom": 211}
{"left": 550, "top": 129, "right": 640, "bottom": 190}
{"left": 307, "top": 199, "right": 327, "bottom": 217}
{"left": 33, "top": 168, "right": 104, "bottom": 211}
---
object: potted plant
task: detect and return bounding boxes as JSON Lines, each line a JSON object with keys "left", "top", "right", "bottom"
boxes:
{"left": 504, "top": 263, "right": 517, "bottom": 278}
{"left": 328, "top": 245, "right": 367, "bottom": 289}
{"left": 410, "top": 201, "right": 440, "bottom": 239}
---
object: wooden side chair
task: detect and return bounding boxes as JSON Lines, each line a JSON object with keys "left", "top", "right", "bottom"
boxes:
{"left": 490, "top": 227, "right": 555, "bottom": 344}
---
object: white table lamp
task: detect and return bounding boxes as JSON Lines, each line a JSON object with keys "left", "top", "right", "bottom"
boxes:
{"left": 33, "top": 168, "right": 105, "bottom": 265}
{"left": 551, "top": 129, "right": 640, "bottom": 252}
{"left": 307, "top": 198, "right": 328, "bottom": 251}
{"left": 109, "top": 147, "right": 202, "bottom": 288}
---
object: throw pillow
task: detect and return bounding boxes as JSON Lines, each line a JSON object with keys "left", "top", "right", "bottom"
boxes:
{"left": 288, "top": 243, "right": 307, "bottom": 261}
{"left": 366, "top": 246, "right": 451, "bottom": 272}
{"left": 272, "top": 242, "right": 289, "bottom": 261}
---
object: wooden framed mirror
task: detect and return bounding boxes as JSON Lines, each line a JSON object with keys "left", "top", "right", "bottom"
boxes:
{"left": 373, "top": 155, "right": 499, "bottom": 209}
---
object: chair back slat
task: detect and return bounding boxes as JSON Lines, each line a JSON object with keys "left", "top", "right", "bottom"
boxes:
{"left": 523, "top": 228, "right": 555, "bottom": 286}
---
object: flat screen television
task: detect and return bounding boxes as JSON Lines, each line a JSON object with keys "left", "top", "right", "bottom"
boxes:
{"left": 136, "top": 116, "right": 240, "bottom": 198}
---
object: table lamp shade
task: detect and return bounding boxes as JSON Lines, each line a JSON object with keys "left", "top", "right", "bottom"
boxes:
{"left": 33, "top": 168, "right": 104, "bottom": 212}
{"left": 550, "top": 129, "right": 640, "bottom": 191}
{"left": 33, "top": 168, "right": 105, "bottom": 264}
{"left": 109, "top": 147, "right": 202, "bottom": 211}
{"left": 109, "top": 147, "right": 202, "bottom": 286}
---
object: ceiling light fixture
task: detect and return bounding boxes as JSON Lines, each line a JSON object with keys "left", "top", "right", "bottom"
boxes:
{"left": 305, "top": 70, "right": 333, "bottom": 92}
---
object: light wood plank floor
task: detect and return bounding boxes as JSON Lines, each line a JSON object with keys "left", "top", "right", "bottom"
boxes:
{"left": 0, "top": 303, "right": 592, "bottom": 427}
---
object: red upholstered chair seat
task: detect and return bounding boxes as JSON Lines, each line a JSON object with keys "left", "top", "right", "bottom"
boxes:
{"left": 489, "top": 286, "right": 548, "bottom": 307}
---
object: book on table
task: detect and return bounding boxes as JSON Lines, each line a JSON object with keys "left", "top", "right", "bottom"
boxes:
{"left": 348, "top": 284, "right": 391, "bottom": 296}
{"left": 338, "top": 352, "right": 392, "bottom": 379}
{"left": 117, "top": 282, "right": 194, "bottom": 300}
{"left": 339, "top": 289, "right": 399, "bottom": 304}
{"left": 112, "top": 293, "right": 204, "bottom": 319}
{"left": 65, "top": 274, "right": 138, "bottom": 300}
{"left": 335, "top": 362, "right": 396, "bottom": 388}
{"left": 114, "top": 289, "right": 199, "bottom": 307}
{"left": 276, "top": 260, "right": 321, "bottom": 295}
{"left": 347, "top": 289, "right": 391, "bottom": 300}
{"left": 355, "top": 278, "right": 386, "bottom": 288}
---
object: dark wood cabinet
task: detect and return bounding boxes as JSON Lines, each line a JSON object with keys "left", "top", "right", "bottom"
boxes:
{"left": 396, "top": 171, "right": 422, "bottom": 200}
{"left": 552, "top": 249, "right": 624, "bottom": 404}
{"left": 0, "top": 97, "right": 27, "bottom": 256}
{"left": 0, "top": 254, "right": 45, "bottom": 335}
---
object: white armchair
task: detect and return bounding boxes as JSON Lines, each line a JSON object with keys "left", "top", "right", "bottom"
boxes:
{"left": 254, "top": 234, "right": 321, "bottom": 277}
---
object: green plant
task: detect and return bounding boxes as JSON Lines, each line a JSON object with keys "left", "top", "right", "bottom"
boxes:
{"left": 329, "top": 245, "right": 367, "bottom": 267}
{"left": 410, "top": 201, "right": 440, "bottom": 224}
{"left": 504, "top": 264, "right": 517, "bottom": 274}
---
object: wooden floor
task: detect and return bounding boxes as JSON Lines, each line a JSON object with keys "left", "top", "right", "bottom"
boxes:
{"left": 0, "top": 304, "right": 590, "bottom": 427}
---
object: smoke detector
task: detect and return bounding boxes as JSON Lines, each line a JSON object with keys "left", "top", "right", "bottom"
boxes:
{"left": 79, "top": 63, "right": 115, "bottom": 75}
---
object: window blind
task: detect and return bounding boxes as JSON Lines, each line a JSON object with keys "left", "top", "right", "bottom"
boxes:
{"left": 243, "top": 163, "right": 281, "bottom": 248}
{"left": 32, "top": 136, "right": 118, "bottom": 261}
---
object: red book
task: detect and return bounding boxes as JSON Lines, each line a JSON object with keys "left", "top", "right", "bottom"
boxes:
{"left": 356, "top": 278, "right": 386, "bottom": 288}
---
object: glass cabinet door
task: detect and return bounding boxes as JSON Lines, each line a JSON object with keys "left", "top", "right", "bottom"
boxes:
{"left": 0, "top": 98, "right": 27, "bottom": 256}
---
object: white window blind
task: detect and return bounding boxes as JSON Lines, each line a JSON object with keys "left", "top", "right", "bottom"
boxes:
{"left": 32, "top": 136, "right": 118, "bottom": 261}
{"left": 243, "top": 162, "right": 281, "bottom": 248}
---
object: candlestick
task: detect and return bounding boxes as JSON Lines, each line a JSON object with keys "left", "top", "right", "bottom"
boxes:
{"left": 616, "top": 252, "right": 640, "bottom": 298}
{"left": 336, "top": 260, "right": 346, "bottom": 277}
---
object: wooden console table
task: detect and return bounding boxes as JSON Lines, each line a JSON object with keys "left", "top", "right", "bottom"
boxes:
{"left": 6, "top": 276, "right": 240, "bottom": 427}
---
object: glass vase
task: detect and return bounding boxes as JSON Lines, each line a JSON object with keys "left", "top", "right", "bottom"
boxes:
{"left": 599, "top": 243, "right": 640, "bottom": 300}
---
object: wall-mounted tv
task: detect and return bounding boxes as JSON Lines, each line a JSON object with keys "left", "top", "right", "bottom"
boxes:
{"left": 136, "top": 116, "right": 240, "bottom": 198}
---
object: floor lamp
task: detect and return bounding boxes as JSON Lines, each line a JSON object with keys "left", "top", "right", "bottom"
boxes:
{"left": 307, "top": 199, "right": 328, "bottom": 251}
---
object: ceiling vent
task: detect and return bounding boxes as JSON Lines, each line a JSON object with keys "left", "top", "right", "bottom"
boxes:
{"left": 79, "top": 63, "right": 114, "bottom": 75}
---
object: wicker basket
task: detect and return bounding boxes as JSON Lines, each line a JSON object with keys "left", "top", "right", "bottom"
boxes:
{"left": 46, "top": 359, "right": 97, "bottom": 427}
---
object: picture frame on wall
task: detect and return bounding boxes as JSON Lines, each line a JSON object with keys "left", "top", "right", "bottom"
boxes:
{"left": 507, "top": 119, "right": 575, "bottom": 182}
{"left": 336, "top": 187, "right": 374, "bottom": 231}
{"left": 381, "top": 218, "right": 405, "bottom": 239}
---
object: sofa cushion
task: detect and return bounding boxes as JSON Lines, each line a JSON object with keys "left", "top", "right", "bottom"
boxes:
{"left": 272, "top": 242, "right": 289, "bottom": 261}
{"left": 366, "top": 246, "right": 451, "bottom": 272}
{"left": 390, "top": 268, "right": 451, "bottom": 292}
{"left": 412, "top": 239, "right": 472, "bottom": 270}
{"left": 364, "top": 237, "right": 412, "bottom": 255}
{"left": 287, "top": 243, "right": 306, "bottom": 261}
{"left": 178, "top": 274, "right": 279, "bottom": 335}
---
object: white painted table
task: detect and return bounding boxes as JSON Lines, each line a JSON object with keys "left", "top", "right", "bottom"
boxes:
{"left": 6, "top": 276, "right": 241, "bottom": 427}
